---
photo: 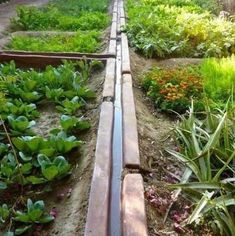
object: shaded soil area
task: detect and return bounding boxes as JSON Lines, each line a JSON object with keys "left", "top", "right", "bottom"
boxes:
{"left": 130, "top": 49, "right": 213, "bottom": 235}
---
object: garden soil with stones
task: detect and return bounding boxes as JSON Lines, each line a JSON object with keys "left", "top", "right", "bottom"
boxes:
{"left": 130, "top": 49, "right": 214, "bottom": 235}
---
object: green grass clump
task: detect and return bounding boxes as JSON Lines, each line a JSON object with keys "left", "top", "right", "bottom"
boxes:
{"left": 125, "top": 0, "right": 235, "bottom": 58}
{"left": 8, "top": 31, "right": 101, "bottom": 53}
{"left": 200, "top": 55, "right": 235, "bottom": 103}
{"left": 12, "top": 5, "right": 109, "bottom": 31}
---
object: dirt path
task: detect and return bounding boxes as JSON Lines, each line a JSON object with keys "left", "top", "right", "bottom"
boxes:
{"left": 0, "top": 0, "right": 50, "bottom": 37}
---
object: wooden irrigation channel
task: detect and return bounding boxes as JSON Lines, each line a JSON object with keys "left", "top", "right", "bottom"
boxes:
{"left": 0, "top": 0, "right": 148, "bottom": 235}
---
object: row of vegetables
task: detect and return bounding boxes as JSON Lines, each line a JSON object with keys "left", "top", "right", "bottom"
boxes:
{"left": 125, "top": 0, "right": 235, "bottom": 58}
{"left": 0, "top": 60, "right": 102, "bottom": 235}
{"left": 3, "top": 0, "right": 110, "bottom": 53}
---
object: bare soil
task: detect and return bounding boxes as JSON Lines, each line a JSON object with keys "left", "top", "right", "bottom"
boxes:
{"left": 130, "top": 49, "right": 211, "bottom": 235}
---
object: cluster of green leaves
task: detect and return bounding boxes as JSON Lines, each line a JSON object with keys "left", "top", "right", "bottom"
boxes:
{"left": 125, "top": 0, "right": 235, "bottom": 58}
{"left": 8, "top": 31, "right": 101, "bottom": 53}
{"left": 0, "top": 60, "right": 102, "bottom": 234}
{"left": 142, "top": 56, "right": 235, "bottom": 113}
{"left": 11, "top": 6, "right": 109, "bottom": 31}
{"left": 168, "top": 102, "right": 235, "bottom": 235}
{"left": 0, "top": 199, "right": 54, "bottom": 236}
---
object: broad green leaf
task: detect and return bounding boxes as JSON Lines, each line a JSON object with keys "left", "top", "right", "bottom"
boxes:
{"left": 21, "top": 163, "right": 32, "bottom": 174}
{"left": 28, "top": 209, "right": 43, "bottom": 222}
{"left": 26, "top": 176, "right": 46, "bottom": 185}
{"left": 42, "top": 166, "right": 59, "bottom": 181}
{"left": 14, "top": 212, "right": 30, "bottom": 223}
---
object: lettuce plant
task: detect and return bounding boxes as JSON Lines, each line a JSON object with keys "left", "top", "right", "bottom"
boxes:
{"left": 60, "top": 115, "right": 90, "bottom": 133}
{"left": 56, "top": 96, "right": 84, "bottom": 115}
{"left": 14, "top": 199, "right": 54, "bottom": 234}
{"left": 48, "top": 130, "right": 83, "bottom": 154}
{"left": 37, "top": 154, "right": 71, "bottom": 181}
{"left": 7, "top": 115, "right": 36, "bottom": 135}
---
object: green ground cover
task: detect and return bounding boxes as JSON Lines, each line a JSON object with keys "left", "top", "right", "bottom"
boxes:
{"left": 8, "top": 31, "right": 101, "bottom": 53}
{"left": 125, "top": 0, "right": 235, "bottom": 58}
{"left": 8, "top": 0, "right": 110, "bottom": 53}
{"left": 11, "top": 6, "right": 109, "bottom": 31}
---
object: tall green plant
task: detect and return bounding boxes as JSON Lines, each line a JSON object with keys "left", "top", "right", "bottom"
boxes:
{"left": 200, "top": 56, "right": 235, "bottom": 103}
{"left": 167, "top": 102, "right": 235, "bottom": 235}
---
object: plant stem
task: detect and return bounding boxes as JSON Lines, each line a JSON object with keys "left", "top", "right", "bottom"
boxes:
{"left": 0, "top": 115, "right": 25, "bottom": 190}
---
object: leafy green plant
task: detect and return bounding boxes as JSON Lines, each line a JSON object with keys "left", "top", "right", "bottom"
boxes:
{"left": 60, "top": 115, "right": 90, "bottom": 133}
{"left": 0, "top": 153, "right": 32, "bottom": 186}
{"left": 0, "top": 60, "right": 98, "bottom": 234}
{"left": 45, "top": 87, "right": 64, "bottom": 102}
{"left": 12, "top": 136, "right": 48, "bottom": 154}
{"left": 142, "top": 0, "right": 221, "bottom": 14}
{"left": 14, "top": 199, "right": 54, "bottom": 234}
{"left": 167, "top": 102, "right": 235, "bottom": 234}
{"left": 37, "top": 154, "right": 71, "bottom": 181}
{"left": 7, "top": 115, "right": 35, "bottom": 135}
{"left": 56, "top": 96, "right": 84, "bottom": 115}
{"left": 200, "top": 56, "right": 235, "bottom": 103}
{"left": 12, "top": 5, "right": 109, "bottom": 31}
{"left": 50, "top": 0, "right": 109, "bottom": 14}
{"left": 3, "top": 100, "right": 39, "bottom": 120}
{"left": 125, "top": 0, "right": 235, "bottom": 58}
{"left": 48, "top": 130, "right": 83, "bottom": 154}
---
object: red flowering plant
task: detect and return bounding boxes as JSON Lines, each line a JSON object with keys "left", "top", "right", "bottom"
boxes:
{"left": 142, "top": 66, "right": 204, "bottom": 113}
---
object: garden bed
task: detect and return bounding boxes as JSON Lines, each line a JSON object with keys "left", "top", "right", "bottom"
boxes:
{"left": 0, "top": 30, "right": 109, "bottom": 53}
{"left": 130, "top": 36, "right": 235, "bottom": 235}
{"left": 0, "top": 59, "right": 105, "bottom": 236}
{"left": 125, "top": 0, "right": 235, "bottom": 58}
{"left": 0, "top": 0, "right": 111, "bottom": 54}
